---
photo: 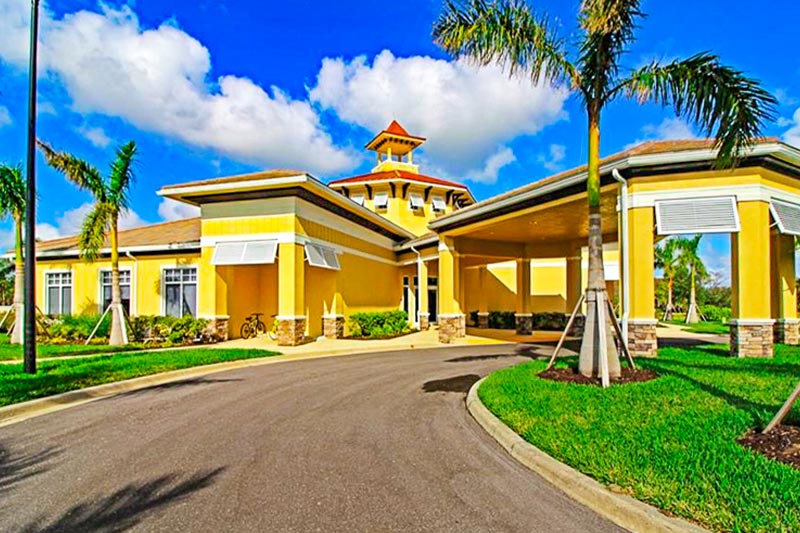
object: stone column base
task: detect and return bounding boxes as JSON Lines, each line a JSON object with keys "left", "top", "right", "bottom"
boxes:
{"left": 277, "top": 316, "right": 306, "bottom": 346}
{"left": 515, "top": 313, "right": 533, "bottom": 335}
{"left": 731, "top": 319, "right": 775, "bottom": 358}
{"left": 477, "top": 312, "right": 489, "bottom": 329}
{"left": 418, "top": 313, "right": 430, "bottom": 331}
{"left": 203, "top": 316, "right": 229, "bottom": 342}
{"left": 439, "top": 314, "right": 466, "bottom": 344}
{"left": 567, "top": 313, "right": 585, "bottom": 336}
{"left": 774, "top": 318, "right": 800, "bottom": 345}
{"left": 322, "top": 315, "right": 344, "bottom": 339}
{"left": 627, "top": 319, "right": 658, "bottom": 358}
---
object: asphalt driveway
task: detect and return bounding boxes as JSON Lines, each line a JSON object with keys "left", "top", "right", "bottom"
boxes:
{"left": 0, "top": 345, "right": 624, "bottom": 532}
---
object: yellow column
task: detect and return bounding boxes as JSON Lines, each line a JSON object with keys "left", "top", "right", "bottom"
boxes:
{"left": 477, "top": 266, "right": 489, "bottom": 328}
{"left": 731, "top": 201, "right": 773, "bottom": 356}
{"left": 417, "top": 260, "right": 429, "bottom": 329}
{"left": 627, "top": 206, "right": 657, "bottom": 357}
{"left": 515, "top": 258, "right": 532, "bottom": 334}
{"left": 198, "top": 246, "right": 229, "bottom": 340}
{"left": 565, "top": 248, "right": 582, "bottom": 313}
{"left": 771, "top": 232, "right": 798, "bottom": 345}
{"left": 438, "top": 237, "right": 464, "bottom": 342}
{"left": 277, "top": 242, "right": 306, "bottom": 345}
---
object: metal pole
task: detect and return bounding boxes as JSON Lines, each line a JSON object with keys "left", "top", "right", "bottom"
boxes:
{"left": 24, "top": 0, "right": 40, "bottom": 375}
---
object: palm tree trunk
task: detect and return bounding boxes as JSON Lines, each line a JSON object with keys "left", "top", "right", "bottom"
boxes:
{"left": 10, "top": 215, "right": 24, "bottom": 344}
{"left": 665, "top": 276, "right": 674, "bottom": 321}
{"left": 108, "top": 218, "right": 127, "bottom": 346}
{"left": 685, "top": 266, "right": 699, "bottom": 324}
{"left": 578, "top": 110, "right": 621, "bottom": 380}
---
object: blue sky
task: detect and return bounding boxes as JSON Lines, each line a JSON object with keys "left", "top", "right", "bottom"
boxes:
{"left": 1, "top": 0, "right": 799, "bottom": 281}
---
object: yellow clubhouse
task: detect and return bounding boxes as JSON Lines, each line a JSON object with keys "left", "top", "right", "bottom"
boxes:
{"left": 27, "top": 121, "right": 800, "bottom": 357}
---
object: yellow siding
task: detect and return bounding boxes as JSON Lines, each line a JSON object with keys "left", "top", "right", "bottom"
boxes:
{"left": 298, "top": 218, "right": 396, "bottom": 261}
{"left": 201, "top": 215, "right": 299, "bottom": 237}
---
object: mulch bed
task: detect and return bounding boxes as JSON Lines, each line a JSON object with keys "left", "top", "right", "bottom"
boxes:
{"left": 739, "top": 425, "right": 800, "bottom": 470}
{"left": 538, "top": 367, "right": 658, "bottom": 386}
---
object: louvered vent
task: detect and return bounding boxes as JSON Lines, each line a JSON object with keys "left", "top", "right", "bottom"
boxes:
{"left": 770, "top": 199, "right": 800, "bottom": 236}
{"left": 212, "top": 240, "right": 278, "bottom": 265}
{"left": 655, "top": 196, "right": 739, "bottom": 235}
{"left": 305, "top": 243, "right": 340, "bottom": 270}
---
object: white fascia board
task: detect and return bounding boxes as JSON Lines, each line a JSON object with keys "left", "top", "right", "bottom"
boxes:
{"left": 35, "top": 242, "right": 201, "bottom": 259}
{"left": 157, "top": 174, "right": 310, "bottom": 198}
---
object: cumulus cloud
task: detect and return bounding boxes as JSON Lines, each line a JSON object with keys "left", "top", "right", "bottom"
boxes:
{"left": 626, "top": 117, "right": 696, "bottom": 149}
{"left": 0, "top": 2, "right": 354, "bottom": 175}
{"left": 77, "top": 125, "right": 112, "bottom": 148}
{"left": 158, "top": 199, "right": 200, "bottom": 221}
{"left": 309, "top": 50, "right": 568, "bottom": 181}
{"left": 38, "top": 202, "right": 149, "bottom": 240}
{"left": 0, "top": 105, "right": 11, "bottom": 128}
{"left": 537, "top": 144, "right": 566, "bottom": 172}
{"left": 782, "top": 108, "right": 800, "bottom": 148}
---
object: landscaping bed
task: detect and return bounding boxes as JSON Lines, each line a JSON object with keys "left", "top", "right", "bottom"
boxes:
{"left": 0, "top": 347, "right": 280, "bottom": 407}
{"left": 538, "top": 366, "right": 658, "bottom": 385}
{"left": 479, "top": 344, "right": 800, "bottom": 533}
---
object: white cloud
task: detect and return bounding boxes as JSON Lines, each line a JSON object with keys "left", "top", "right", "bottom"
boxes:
{"left": 157, "top": 199, "right": 200, "bottom": 221}
{"left": 626, "top": 117, "right": 695, "bottom": 149}
{"left": 775, "top": 88, "right": 798, "bottom": 108}
{"left": 0, "top": 2, "right": 354, "bottom": 175}
{"left": 309, "top": 50, "right": 568, "bottom": 180}
{"left": 782, "top": 108, "right": 800, "bottom": 148}
{"left": 0, "top": 105, "right": 11, "bottom": 128}
{"left": 537, "top": 144, "right": 566, "bottom": 172}
{"left": 465, "top": 147, "right": 517, "bottom": 184}
{"left": 77, "top": 125, "right": 112, "bottom": 148}
{"left": 41, "top": 202, "right": 149, "bottom": 240}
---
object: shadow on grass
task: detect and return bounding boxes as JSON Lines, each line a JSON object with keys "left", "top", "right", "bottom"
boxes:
{"left": 19, "top": 467, "right": 225, "bottom": 533}
{"left": 422, "top": 374, "right": 480, "bottom": 394}
{"left": 0, "top": 444, "right": 61, "bottom": 495}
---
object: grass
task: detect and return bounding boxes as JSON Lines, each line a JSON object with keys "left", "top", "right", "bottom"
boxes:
{"left": 479, "top": 345, "right": 800, "bottom": 533}
{"left": 0, "top": 347, "right": 279, "bottom": 407}
{"left": 662, "top": 320, "right": 730, "bottom": 335}
{"left": 0, "top": 333, "right": 152, "bottom": 361}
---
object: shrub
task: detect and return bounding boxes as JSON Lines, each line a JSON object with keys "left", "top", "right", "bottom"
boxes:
{"left": 46, "top": 314, "right": 110, "bottom": 341}
{"left": 129, "top": 315, "right": 209, "bottom": 344}
{"left": 470, "top": 310, "right": 568, "bottom": 331}
{"left": 700, "top": 305, "right": 731, "bottom": 322}
{"left": 348, "top": 310, "right": 410, "bottom": 338}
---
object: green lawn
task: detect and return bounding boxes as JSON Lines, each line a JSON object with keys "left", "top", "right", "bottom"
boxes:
{"left": 0, "top": 333, "right": 152, "bottom": 361}
{"left": 480, "top": 345, "right": 800, "bottom": 533}
{"left": 663, "top": 320, "right": 730, "bottom": 335}
{"left": 0, "top": 347, "right": 279, "bottom": 407}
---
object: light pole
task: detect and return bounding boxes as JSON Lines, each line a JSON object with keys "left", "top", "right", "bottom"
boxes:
{"left": 24, "top": 0, "right": 40, "bottom": 374}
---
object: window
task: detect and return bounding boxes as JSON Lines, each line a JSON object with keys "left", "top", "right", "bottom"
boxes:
{"left": 101, "top": 270, "right": 131, "bottom": 315}
{"left": 409, "top": 192, "right": 424, "bottom": 210}
{"left": 432, "top": 196, "right": 447, "bottom": 212}
{"left": 164, "top": 268, "right": 197, "bottom": 318}
{"left": 374, "top": 192, "right": 389, "bottom": 209}
{"left": 212, "top": 240, "right": 278, "bottom": 265}
{"left": 46, "top": 272, "right": 72, "bottom": 315}
{"left": 305, "top": 243, "right": 340, "bottom": 270}
{"left": 351, "top": 194, "right": 365, "bottom": 206}
{"left": 655, "top": 196, "right": 739, "bottom": 235}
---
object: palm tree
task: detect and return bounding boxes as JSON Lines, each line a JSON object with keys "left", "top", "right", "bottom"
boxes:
{"left": 676, "top": 234, "right": 707, "bottom": 324}
{"left": 655, "top": 238, "right": 680, "bottom": 321}
{"left": 433, "top": 0, "right": 775, "bottom": 380}
{"left": 0, "top": 164, "right": 26, "bottom": 344}
{"left": 37, "top": 140, "right": 138, "bottom": 346}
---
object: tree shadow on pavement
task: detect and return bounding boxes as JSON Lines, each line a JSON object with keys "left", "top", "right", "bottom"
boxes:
{"left": 422, "top": 374, "right": 480, "bottom": 394}
{"left": 0, "top": 444, "right": 61, "bottom": 496}
{"left": 19, "top": 467, "right": 225, "bottom": 533}
{"left": 109, "top": 378, "right": 243, "bottom": 399}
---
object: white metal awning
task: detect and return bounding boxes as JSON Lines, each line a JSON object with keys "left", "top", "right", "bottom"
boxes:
{"left": 432, "top": 196, "right": 446, "bottom": 212}
{"left": 305, "top": 243, "right": 340, "bottom": 270}
{"left": 770, "top": 199, "right": 800, "bottom": 236}
{"left": 409, "top": 192, "right": 424, "bottom": 210}
{"left": 373, "top": 192, "right": 389, "bottom": 209}
{"left": 655, "top": 196, "right": 740, "bottom": 235}
{"left": 212, "top": 240, "right": 278, "bottom": 265}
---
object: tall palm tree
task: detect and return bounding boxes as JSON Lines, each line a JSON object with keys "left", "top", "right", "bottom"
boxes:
{"left": 676, "top": 234, "right": 707, "bottom": 324}
{"left": 655, "top": 238, "right": 679, "bottom": 321}
{"left": 37, "top": 140, "right": 138, "bottom": 346}
{"left": 434, "top": 0, "right": 775, "bottom": 379}
{"left": 0, "top": 164, "right": 27, "bottom": 344}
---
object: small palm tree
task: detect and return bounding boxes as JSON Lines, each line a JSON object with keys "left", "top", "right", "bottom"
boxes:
{"left": 0, "top": 164, "right": 26, "bottom": 344}
{"left": 655, "top": 238, "right": 680, "bottom": 321}
{"left": 434, "top": 0, "right": 775, "bottom": 380}
{"left": 676, "top": 235, "right": 707, "bottom": 324}
{"left": 38, "top": 140, "right": 138, "bottom": 346}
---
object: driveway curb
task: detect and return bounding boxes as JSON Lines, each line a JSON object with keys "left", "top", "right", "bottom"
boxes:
{"left": 466, "top": 377, "right": 710, "bottom": 533}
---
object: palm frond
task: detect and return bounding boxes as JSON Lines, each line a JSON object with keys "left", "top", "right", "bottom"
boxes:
{"left": 0, "top": 163, "right": 25, "bottom": 219}
{"left": 620, "top": 53, "right": 777, "bottom": 166}
{"left": 433, "top": 0, "right": 578, "bottom": 88}
{"left": 37, "top": 140, "right": 108, "bottom": 200}
{"left": 578, "top": 0, "right": 644, "bottom": 104}
{"left": 109, "top": 141, "right": 137, "bottom": 213}
{"left": 78, "top": 202, "right": 113, "bottom": 262}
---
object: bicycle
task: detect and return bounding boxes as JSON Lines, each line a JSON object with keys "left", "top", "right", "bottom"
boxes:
{"left": 240, "top": 312, "right": 267, "bottom": 339}
{"left": 267, "top": 314, "right": 279, "bottom": 341}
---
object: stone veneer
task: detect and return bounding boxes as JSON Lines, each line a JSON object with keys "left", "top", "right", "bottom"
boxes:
{"left": 277, "top": 316, "right": 306, "bottom": 346}
{"left": 731, "top": 320, "right": 774, "bottom": 358}
{"left": 515, "top": 314, "right": 533, "bottom": 335}
{"left": 418, "top": 312, "right": 430, "bottom": 331}
{"left": 774, "top": 319, "right": 800, "bottom": 345}
{"left": 203, "top": 317, "right": 229, "bottom": 342}
{"left": 439, "top": 314, "right": 465, "bottom": 344}
{"left": 477, "top": 312, "right": 490, "bottom": 329}
{"left": 322, "top": 315, "right": 345, "bottom": 340}
{"left": 627, "top": 319, "right": 658, "bottom": 358}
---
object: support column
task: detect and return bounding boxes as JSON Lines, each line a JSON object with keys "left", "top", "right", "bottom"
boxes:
{"left": 278, "top": 242, "right": 306, "bottom": 346}
{"left": 731, "top": 201, "right": 773, "bottom": 357}
{"left": 199, "top": 246, "right": 229, "bottom": 341}
{"left": 438, "top": 237, "right": 464, "bottom": 343}
{"left": 771, "top": 232, "right": 798, "bottom": 345}
{"left": 477, "top": 266, "right": 489, "bottom": 328}
{"left": 565, "top": 244, "right": 584, "bottom": 336}
{"left": 417, "top": 259, "right": 429, "bottom": 330}
{"left": 627, "top": 207, "right": 657, "bottom": 357}
{"left": 515, "top": 258, "right": 532, "bottom": 335}
{"left": 322, "top": 285, "right": 344, "bottom": 340}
